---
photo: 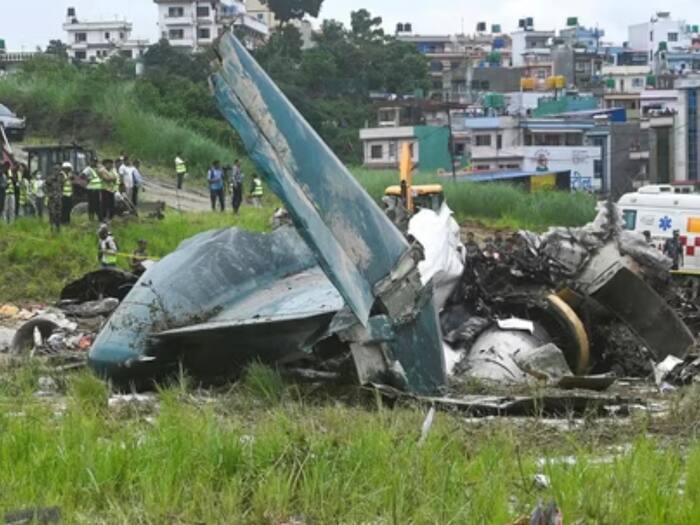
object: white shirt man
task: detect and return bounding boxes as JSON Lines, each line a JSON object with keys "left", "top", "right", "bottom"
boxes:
{"left": 119, "top": 159, "right": 134, "bottom": 192}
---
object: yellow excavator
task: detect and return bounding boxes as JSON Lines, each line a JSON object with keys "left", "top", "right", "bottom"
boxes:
{"left": 384, "top": 143, "right": 444, "bottom": 214}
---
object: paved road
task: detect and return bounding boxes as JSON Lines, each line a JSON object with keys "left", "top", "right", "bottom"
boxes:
{"left": 140, "top": 176, "right": 212, "bottom": 213}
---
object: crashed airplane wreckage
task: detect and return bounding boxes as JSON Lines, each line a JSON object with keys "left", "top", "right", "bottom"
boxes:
{"left": 89, "top": 32, "right": 695, "bottom": 396}
{"left": 89, "top": 33, "right": 446, "bottom": 394}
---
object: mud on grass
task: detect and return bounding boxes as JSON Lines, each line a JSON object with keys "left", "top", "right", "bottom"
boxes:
{"left": 2, "top": 362, "right": 700, "bottom": 524}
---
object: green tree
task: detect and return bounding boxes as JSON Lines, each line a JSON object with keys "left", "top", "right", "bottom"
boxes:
{"left": 261, "top": 0, "right": 323, "bottom": 24}
{"left": 45, "top": 40, "right": 69, "bottom": 59}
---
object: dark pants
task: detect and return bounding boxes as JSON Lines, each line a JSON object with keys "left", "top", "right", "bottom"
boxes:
{"left": 0, "top": 187, "right": 4, "bottom": 216}
{"left": 87, "top": 190, "right": 102, "bottom": 221}
{"left": 101, "top": 190, "right": 115, "bottom": 220}
{"left": 232, "top": 185, "right": 242, "bottom": 214}
{"left": 177, "top": 173, "right": 185, "bottom": 190}
{"left": 61, "top": 196, "right": 72, "bottom": 224}
{"left": 210, "top": 188, "right": 224, "bottom": 211}
{"left": 132, "top": 187, "right": 139, "bottom": 207}
{"left": 35, "top": 197, "right": 44, "bottom": 219}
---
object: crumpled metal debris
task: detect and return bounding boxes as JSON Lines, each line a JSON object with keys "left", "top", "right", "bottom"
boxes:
{"left": 446, "top": 202, "right": 695, "bottom": 387}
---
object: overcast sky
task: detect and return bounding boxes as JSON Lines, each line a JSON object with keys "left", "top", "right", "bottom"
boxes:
{"left": 4, "top": 0, "right": 700, "bottom": 50}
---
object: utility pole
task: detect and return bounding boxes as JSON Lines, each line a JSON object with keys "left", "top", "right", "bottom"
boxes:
{"left": 447, "top": 107, "right": 457, "bottom": 180}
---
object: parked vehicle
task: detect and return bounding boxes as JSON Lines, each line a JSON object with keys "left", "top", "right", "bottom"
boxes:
{"left": 618, "top": 184, "right": 700, "bottom": 274}
{"left": 0, "top": 103, "right": 25, "bottom": 141}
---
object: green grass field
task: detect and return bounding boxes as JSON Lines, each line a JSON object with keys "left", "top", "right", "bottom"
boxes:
{"left": 0, "top": 364, "right": 699, "bottom": 524}
{"left": 353, "top": 168, "right": 598, "bottom": 231}
{"left": 0, "top": 209, "right": 273, "bottom": 302}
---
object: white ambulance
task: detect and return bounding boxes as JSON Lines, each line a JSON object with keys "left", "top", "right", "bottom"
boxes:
{"left": 617, "top": 185, "right": 700, "bottom": 274}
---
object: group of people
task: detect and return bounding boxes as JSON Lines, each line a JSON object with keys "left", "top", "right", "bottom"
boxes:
{"left": 0, "top": 162, "right": 45, "bottom": 224}
{"left": 175, "top": 154, "right": 263, "bottom": 214}
{"left": 0, "top": 155, "right": 144, "bottom": 232}
{"left": 97, "top": 223, "right": 149, "bottom": 275}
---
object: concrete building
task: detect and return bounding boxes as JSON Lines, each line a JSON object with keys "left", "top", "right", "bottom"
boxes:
{"left": 629, "top": 12, "right": 697, "bottom": 64}
{"left": 398, "top": 30, "right": 512, "bottom": 102}
{"left": 63, "top": 7, "right": 149, "bottom": 62}
{"left": 154, "top": 0, "right": 268, "bottom": 51}
{"left": 559, "top": 24, "right": 605, "bottom": 52}
{"left": 511, "top": 28, "right": 555, "bottom": 67}
{"left": 601, "top": 65, "right": 651, "bottom": 118}
{"left": 0, "top": 51, "right": 41, "bottom": 75}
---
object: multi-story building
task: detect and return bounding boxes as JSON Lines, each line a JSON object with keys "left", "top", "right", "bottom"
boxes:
{"left": 63, "top": 7, "right": 149, "bottom": 62}
{"left": 154, "top": 0, "right": 268, "bottom": 51}
{"left": 601, "top": 65, "right": 652, "bottom": 118}
{"left": 397, "top": 29, "right": 511, "bottom": 103}
{"left": 511, "top": 27, "right": 555, "bottom": 67}
{"left": 559, "top": 23, "right": 605, "bottom": 53}
{"left": 628, "top": 12, "right": 698, "bottom": 65}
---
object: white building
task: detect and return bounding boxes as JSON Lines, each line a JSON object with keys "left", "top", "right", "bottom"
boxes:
{"left": 63, "top": 7, "right": 149, "bottom": 63}
{"left": 628, "top": 12, "right": 696, "bottom": 64}
{"left": 511, "top": 29, "right": 554, "bottom": 67}
{"left": 154, "top": 0, "right": 268, "bottom": 51}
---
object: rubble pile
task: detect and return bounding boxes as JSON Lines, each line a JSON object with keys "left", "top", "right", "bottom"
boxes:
{"left": 441, "top": 202, "right": 697, "bottom": 387}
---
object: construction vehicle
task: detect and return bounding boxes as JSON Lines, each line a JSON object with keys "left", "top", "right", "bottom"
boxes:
{"left": 383, "top": 143, "right": 444, "bottom": 214}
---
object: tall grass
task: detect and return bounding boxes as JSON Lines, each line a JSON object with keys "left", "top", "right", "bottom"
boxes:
{"left": 352, "top": 168, "right": 598, "bottom": 231}
{"left": 0, "top": 74, "right": 234, "bottom": 174}
{"left": 0, "top": 369, "right": 699, "bottom": 523}
{"left": 0, "top": 209, "right": 272, "bottom": 302}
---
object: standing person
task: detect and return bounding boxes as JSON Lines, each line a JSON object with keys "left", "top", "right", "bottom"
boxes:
{"left": 231, "top": 159, "right": 244, "bottom": 215}
{"left": 84, "top": 158, "right": 103, "bottom": 221}
{"left": 3, "top": 164, "right": 16, "bottom": 224}
{"left": 174, "top": 152, "right": 187, "bottom": 190}
{"left": 99, "top": 159, "right": 118, "bottom": 220}
{"left": 0, "top": 162, "right": 7, "bottom": 218}
{"left": 18, "top": 165, "right": 31, "bottom": 217}
{"left": 32, "top": 171, "right": 46, "bottom": 219}
{"left": 98, "top": 224, "right": 118, "bottom": 269}
{"left": 60, "top": 162, "right": 74, "bottom": 225}
{"left": 132, "top": 159, "right": 143, "bottom": 207}
{"left": 45, "top": 164, "right": 63, "bottom": 233}
{"left": 120, "top": 157, "right": 134, "bottom": 204}
{"left": 250, "top": 173, "right": 263, "bottom": 208}
{"left": 664, "top": 230, "right": 684, "bottom": 271}
{"left": 207, "top": 160, "right": 225, "bottom": 212}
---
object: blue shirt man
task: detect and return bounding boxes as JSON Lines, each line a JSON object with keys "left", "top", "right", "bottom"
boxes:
{"left": 208, "top": 160, "right": 225, "bottom": 212}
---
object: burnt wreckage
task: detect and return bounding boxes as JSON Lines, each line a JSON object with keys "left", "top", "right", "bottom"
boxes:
{"left": 88, "top": 33, "right": 695, "bottom": 394}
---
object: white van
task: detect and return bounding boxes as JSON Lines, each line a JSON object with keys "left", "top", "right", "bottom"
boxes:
{"left": 618, "top": 185, "right": 700, "bottom": 274}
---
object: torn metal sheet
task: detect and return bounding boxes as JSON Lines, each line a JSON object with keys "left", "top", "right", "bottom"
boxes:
{"left": 210, "top": 33, "right": 445, "bottom": 393}
{"left": 60, "top": 268, "right": 138, "bottom": 303}
{"left": 89, "top": 227, "right": 341, "bottom": 385}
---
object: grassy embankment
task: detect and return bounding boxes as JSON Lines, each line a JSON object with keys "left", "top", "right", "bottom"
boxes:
{"left": 0, "top": 364, "right": 700, "bottom": 524}
{"left": 0, "top": 209, "right": 273, "bottom": 302}
{"left": 353, "top": 168, "right": 598, "bottom": 231}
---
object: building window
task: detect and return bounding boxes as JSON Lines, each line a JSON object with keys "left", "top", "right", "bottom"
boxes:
{"left": 632, "top": 78, "right": 644, "bottom": 88}
{"left": 496, "top": 134, "right": 503, "bottom": 149}
{"left": 168, "top": 7, "right": 185, "bottom": 17}
{"left": 668, "top": 32, "right": 679, "bottom": 42}
{"left": 430, "top": 60, "right": 443, "bottom": 72}
{"left": 120, "top": 50, "right": 133, "bottom": 58}
{"left": 565, "top": 134, "right": 583, "bottom": 146}
{"left": 119, "top": 32, "right": 125, "bottom": 40}
{"left": 104, "top": 32, "right": 111, "bottom": 40}
{"left": 74, "top": 50, "right": 86, "bottom": 60}
{"left": 169, "top": 29, "right": 185, "bottom": 40}
{"left": 75, "top": 32, "right": 87, "bottom": 43}
{"left": 388, "top": 142, "right": 397, "bottom": 159}
{"left": 198, "top": 28, "right": 211, "bottom": 39}
{"left": 370, "top": 145, "right": 383, "bottom": 159}
{"left": 197, "top": 5, "right": 210, "bottom": 17}
{"left": 650, "top": 31, "right": 654, "bottom": 41}
{"left": 474, "top": 164, "right": 491, "bottom": 171}
{"left": 475, "top": 135, "right": 492, "bottom": 147}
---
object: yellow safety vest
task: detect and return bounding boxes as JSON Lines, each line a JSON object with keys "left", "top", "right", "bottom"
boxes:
{"left": 86, "top": 167, "right": 102, "bottom": 190}
{"left": 252, "top": 178, "right": 264, "bottom": 197}
{"left": 104, "top": 169, "right": 119, "bottom": 193}
{"left": 175, "top": 158, "right": 187, "bottom": 174}
{"left": 62, "top": 172, "right": 73, "bottom": 197}
{"left": 19, "top": 179, "right": 29, "bottom": 205}
{"left": 5, "top": 174, "right": 15, "bottom": 195}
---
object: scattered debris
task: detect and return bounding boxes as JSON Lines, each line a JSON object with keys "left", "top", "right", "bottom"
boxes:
{"left": 4, "top": 507, "right": 60, "bottom": 525}
{"left": 418, "top": 406, "right": 436, "bottom": 446}
{"left": 60, "top": 268, "right": 138, "bottom": 303}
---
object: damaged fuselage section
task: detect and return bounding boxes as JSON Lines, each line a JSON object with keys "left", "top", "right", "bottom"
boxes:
{"left": 89, "top": 33, "right": 447, "bottom": 394}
